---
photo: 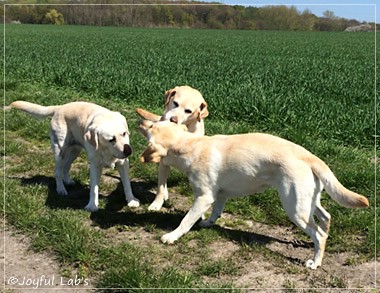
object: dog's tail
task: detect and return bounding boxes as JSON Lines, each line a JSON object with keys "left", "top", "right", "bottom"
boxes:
{"left": 135, "top": 108, "right": 161, "bottom": 122}
{"left": 9, "top": 101, "right": 60, "bottom": 119}
{"left": 308, "top": 155, "right": 369, "bottom": 208}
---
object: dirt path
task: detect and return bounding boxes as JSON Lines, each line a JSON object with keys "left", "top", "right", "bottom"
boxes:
{"left": 2, "top": 211, "right": 378, "bottom": 292}
{"left": 1, "top": 221, "right": 93, "bottom": 292}
{"left": 216, "top": 214, "right": 378, "bottom": 290}
{"left": 203, "top": 213, "right": 377, "bottom": 290}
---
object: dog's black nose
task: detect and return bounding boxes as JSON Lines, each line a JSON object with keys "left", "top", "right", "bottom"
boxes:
{"left": 170, "top": 116, "right": 178, "bottom": 124}
{"left": 123, "top": 144, "right": 132, "bottom": 157}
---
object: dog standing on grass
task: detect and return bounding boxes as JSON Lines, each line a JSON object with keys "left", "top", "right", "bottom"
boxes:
{"left": 8, "top": 101, "right": 140, "bottom": 212}
{"left": 136, "top": 85, "right": 208, "bottom": 211}
{"left": 139, "top": 120, "right": 369, "bottom": 269}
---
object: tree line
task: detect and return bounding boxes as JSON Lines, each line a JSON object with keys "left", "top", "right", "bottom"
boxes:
{"left": 2, "top": 0, "right": 376, "bottom": 31}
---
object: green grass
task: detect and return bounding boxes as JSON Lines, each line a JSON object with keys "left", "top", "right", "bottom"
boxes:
{"left": 2, "top": 24, "right": 377, "bottom": 290}
{"left": 4, "top": 25, "right": 375, "bottom": 147}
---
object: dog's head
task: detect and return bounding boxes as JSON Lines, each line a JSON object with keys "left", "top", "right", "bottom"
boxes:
{"left": 84, "top": 112, "right": 132, "bottom": 159}
{"left": 139, "top": 120, "right": 187, "bottom": 163}
{"left": 162, "top": 86, "right": 208, "bottom": 126}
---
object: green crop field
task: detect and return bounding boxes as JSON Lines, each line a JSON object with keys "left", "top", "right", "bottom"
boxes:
{"left": 2, "top": 24, "right": 378, "bottom": 290}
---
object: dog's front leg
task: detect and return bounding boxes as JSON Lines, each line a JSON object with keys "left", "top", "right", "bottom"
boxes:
{"left": 148, "top": 162, "right": 170, "bottom": 211}
{"left": 161, "top": 193, "right": 214, "bottom": 244}
{"left": 84, "top": 163, "right": 102, "bottom": 212}
{"left": 116, "top": 160, "right": 140, "bottom": 207}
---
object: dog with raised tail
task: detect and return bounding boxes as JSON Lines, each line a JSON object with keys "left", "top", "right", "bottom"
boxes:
{"left": 139, "top": 120, "right": 369, "bottom": 269}
{"left": 8, "top": 100, "right": 140, "bottom": 212}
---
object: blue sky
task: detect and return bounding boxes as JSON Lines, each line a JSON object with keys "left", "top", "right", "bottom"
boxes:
{"left": 200, "top": 1, "right": 378, "bottom": 23}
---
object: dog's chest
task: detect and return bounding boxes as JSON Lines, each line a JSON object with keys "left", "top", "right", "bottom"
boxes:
{"left": 99, "top": 152, "right": 123, "bottom": 168}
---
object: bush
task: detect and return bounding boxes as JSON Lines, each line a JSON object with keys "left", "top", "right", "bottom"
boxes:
{"left": 45, "top": 9, "right": 64, "bottom": 25}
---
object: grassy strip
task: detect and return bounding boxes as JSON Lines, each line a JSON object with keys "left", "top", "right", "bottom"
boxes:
{"left": 2, "top": 177, "right": 235, "bottom": 291}
{"left": 3, "top": 81, "right": 376, "bottom": 290}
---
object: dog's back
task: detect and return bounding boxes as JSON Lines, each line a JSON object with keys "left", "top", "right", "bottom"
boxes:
{"left": 196, "top": 133, "right": 368, "bottom": 209}
{"left": 10, "top": 101, "right": 107, "bottom": 120}
{"left": 10, "top": 100, "right": 108, "bottom": 127}
{"left": 10, "top": 101, "right": 113, "bottom": 146}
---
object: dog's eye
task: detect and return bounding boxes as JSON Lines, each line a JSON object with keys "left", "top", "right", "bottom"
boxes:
{"left": 184, "top": 109, "right": 192, "bottom": 114}
{"left": 173, "top": 101, "right": 179, "bottom": 108}
{"left": 122, "top": 132, "right": 127, "bottom": 137}
{"left": 109, "top": 136, "right": 116, "bottom": 143}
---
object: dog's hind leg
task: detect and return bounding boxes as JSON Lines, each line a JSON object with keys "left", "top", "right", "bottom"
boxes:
{"left": 199, "top": 194, "right": 227, "bottom": 227}
{"left": 116, "top": 160, "right": 140, "bottom": 207}
{"left": 54, "top": 157, "right": 68, "bottom": 196}
{"left": 50, "top": 128, "right": 68, "bottom": 195}
{"left": 62, "top": 145, "right": 82, "bottom": 186}
{"left": 292, "top": 214, "right": 327, "bottom": 270}
{"left": 280, "top": 179, "right": 327, "bottom": 269}
{"left": 312, "top": 177, "right": 331, "bottom": 234}
{"left": 315, "top": 204, "right": 331, "bottom": 235}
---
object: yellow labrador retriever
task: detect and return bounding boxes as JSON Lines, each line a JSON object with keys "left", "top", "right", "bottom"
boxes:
{"left": 136, "top": 86, "right": 208, "bottom": 211}
{"left": 139, "top": 120, "right": 369, "bottom": 269}
{"left": 9, "top": 101, "right": 140, "bottom": 212}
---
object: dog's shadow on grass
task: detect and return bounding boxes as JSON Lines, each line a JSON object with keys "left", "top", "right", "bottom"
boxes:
{"left": 14, "top": 174, "right": 159, "bottom": 211}
{"left": 91, "top": 183, "right": 311, "bottom": 267}
{"left": 90, "top": 179, "right": 187, "bottom": 231}
{"left": 91, "top": 202, "right": 309, "bottom": 266}
{"left": 14, "top": 175, "right": 310, "bottom": 266}
{"left": 17, "top": 174, "right": 182, "bottom": 232}
{"left": 210, "top": 225, "right": 312, "bottom": 266}
{"left": 15, "top": 175, "right": 92, "bottom": 210}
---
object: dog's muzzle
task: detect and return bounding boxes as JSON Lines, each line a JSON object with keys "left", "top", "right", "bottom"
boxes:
{"left": 124, "top": 144, "right": 132, "bottom": 157}
{"left": 169, "top": 116, "right": 178, "bottom": 124}
{"left": 160, "top": 114, "right": 179, "bottom": 124}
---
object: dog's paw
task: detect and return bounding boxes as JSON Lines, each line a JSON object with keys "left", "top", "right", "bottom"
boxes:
{"left": 56, "top": 186, "right": 68, "bottom": 196}
{"left": 127, "top": 198, "right": 140, "bottom": 208}
{"left": 305, "top": 259, "right": 319, "bottom": 270}
{"left": 84, "top": 203, "right": 99, "bottom": 212}
{"left": 161, "top": 232, "right": 178, "bottom": 244}
{"left": 63, "top": 178, "right": 75, "bottom": 185}
{"left": 199, "top": 219, "right": 214, "bottom": 228}
{"left": 148, "top": 200, "right": 164, "bottom": 211}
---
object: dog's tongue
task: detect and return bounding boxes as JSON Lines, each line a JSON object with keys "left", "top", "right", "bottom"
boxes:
{"left": 124, "top": 144, "right": 132, "bottom": 157}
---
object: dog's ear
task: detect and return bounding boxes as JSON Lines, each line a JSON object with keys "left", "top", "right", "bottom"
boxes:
{"left": 164, "top": 88, "right": 177, "bottom": 106}
{"left": 138, "top": 120, "right": 154, "bottom": 137}
{"left": 140, "top": 143, "right": 166, "bottom": 163}
{"left": 197, "top": 102, "right": 209, "bottom": 122}
{"left": 135, "top": 108, "right": 161, "bottom": 122}
{"left": 84, "top": 127, "right": 98, "bottom": 149}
